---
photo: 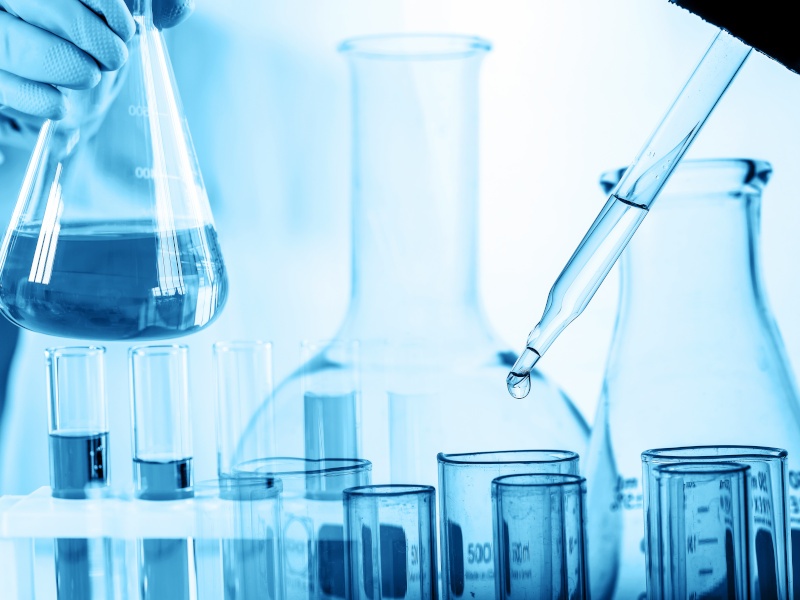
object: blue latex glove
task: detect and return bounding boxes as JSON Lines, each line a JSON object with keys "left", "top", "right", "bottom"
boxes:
{"left": 0, "top": 0, "right": 193, "bottom": 151}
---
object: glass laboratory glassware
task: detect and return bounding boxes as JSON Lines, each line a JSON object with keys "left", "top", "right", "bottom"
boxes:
{"left": 193, "top": 477, "right": 285, "bottom": 600}
{"left": 583, "top": 159, "right": 800, "bottom": 599}
{"left": 129, "top": 344, "right": 194, "bottom": 600}
{"left": 0, "top": 0, "right": 227, "bottom": 341}
{"left": 437, "top": 450, "right": 580, "bottom": 599}
{"left": 491, "top": 473, "right": 589, "bottom": 600}
{"left": 344, "top": 484, "right": 437, "bottom": 600}
{"left": 46, "top": 346, "right": 111, "bottom": 599}
{"left": 237, "top": 34, "right": 588, "bottom": 487}
{"left": 642, "top": 446, "right": 790, "bottom": 600}
{"left": 214, "top": 341, "right": 276, "bottom": 479}
{"left": 648, "top": 463, "right": 750, "bottom": 600}
{"left": 234, "top": 457, "right": 372, "bottom": 599}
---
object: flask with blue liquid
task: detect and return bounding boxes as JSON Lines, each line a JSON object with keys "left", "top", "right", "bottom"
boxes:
{"left": 0, "top": 0, "right": 227, "bottom": 341}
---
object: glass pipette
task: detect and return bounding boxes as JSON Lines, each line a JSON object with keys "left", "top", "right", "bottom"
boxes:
{"left": 507, "top": 30, "right": 751, "bottom": 399}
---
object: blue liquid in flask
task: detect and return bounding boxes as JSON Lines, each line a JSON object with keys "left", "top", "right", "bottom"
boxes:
{"left": 0, "top": 221, "right": 227, "bottom": 340}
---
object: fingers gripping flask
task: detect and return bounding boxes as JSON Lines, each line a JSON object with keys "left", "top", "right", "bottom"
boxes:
{"left": 0, "top": 0, "right": 227, "bottom": 340}
{"left": 584, "top": 159, "right": 800, "bottom": 599}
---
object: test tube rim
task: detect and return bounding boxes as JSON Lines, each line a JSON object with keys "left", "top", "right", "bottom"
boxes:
{"left": 437, "top": 449, "right": 579, "bottom": 467}
{"left": 45, "top": 345, "right": 107, "bottom": 359}
{"left": 642, "top": 445, "right": 788, "bottom": 464}
{"left": 344, "top": 484, "right": 435, "bottom": 499}
{"left": 491, "top": 472, "right": 586, "bottom": 490}
{"left": 129, "top": 343, "right": 189, "bottom": 357}
{"left": 338, "top": 33, "right": 491, "bottom": 61}
{"left": 234, "top": 456, "right": 372, "bottom": 478}
{"left": 653, "top": 461, "right": 751, "bottom": 477}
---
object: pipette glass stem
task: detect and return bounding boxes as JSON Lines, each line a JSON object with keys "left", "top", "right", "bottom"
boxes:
{"left": 508, "top": 30, "right": 750, "bottom": 398}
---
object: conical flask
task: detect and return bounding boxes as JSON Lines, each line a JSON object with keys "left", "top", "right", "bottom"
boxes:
{"left": 583, "top": 159, "right": 800, "bottom": 599}
{"left": 237, "top": 35, "right": 589, "bottom": 487}
{"left": 0, "top": 0, "right": 227, "bottom": 341}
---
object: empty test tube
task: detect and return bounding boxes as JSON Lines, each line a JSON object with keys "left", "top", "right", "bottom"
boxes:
{"left": 46, "top": 346, "right": 110, "bottom": 600}
{"left": 344, "top": 485, "right": 437, "bottom": 600}
{"left": 491, "top": 474, "right": 588, "bottom": 600}
{"left": 219, "top": 476, "right": 285, "bottom": 600}
{"left": 650, "top": 463, "right": 750, "bottom": 600}
{"left": 213, "top": 340, "right": 275, "bottom": 477}
{"left": 129, "top": 344, "right": 194, "bottom": 600}
{"left": 437, "top": 450, "right": 580, "bottom": 600}
{"left": 642, "top": 446, "right": 790, "bottom": 599}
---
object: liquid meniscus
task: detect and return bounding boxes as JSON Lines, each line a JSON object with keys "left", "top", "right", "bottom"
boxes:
{"left": 0, "top": 221, "right": 227, "bottom": 340}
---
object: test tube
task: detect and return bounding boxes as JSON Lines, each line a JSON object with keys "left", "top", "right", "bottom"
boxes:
{"left": 129, "top": 344, "right": 194, "bottom": 600}
{"left": 213, "top": 340, "right": 275, "bottom": 478}
{"left": 491, "top": 474, "right": 588, "bottom": 600}
{"left": 650, "top": 463, "right": 750, "bottom": 600}
{"left": 235, "top": 457, "right": 372, "bottom": 599}
{"left": 642, "top": 446, "right": 790, "bottom": 599}
{"left": 344, "top": 485, "right": 437, "bottom": 600}
{"left": 437, "top": 450, "right": 580, "bottom": 600}
{"left": 46, "top": 346, "right": 110, "bottom": 600}
{"left": 227, "top": 477, "right": 284, "bottom": 600}
{"left": 302, "top": 340, "right": 361, "bottom": 461}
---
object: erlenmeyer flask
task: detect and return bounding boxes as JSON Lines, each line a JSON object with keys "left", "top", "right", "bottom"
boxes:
{"left": 583, "top": 159, "right": 800, "bottom": 599}
{"left": 239, "top": 35, "right": 589, "bottom": 487}
{"left": 0, "top": 0, "right": 227, "bottom": 341}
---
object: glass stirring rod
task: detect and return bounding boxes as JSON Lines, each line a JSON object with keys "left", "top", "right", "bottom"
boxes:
{"left": 507, "top": 30, "right": 751, "bottom": 399}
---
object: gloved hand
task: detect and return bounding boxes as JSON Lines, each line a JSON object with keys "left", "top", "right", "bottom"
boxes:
{"left": 0, "top": 0, "right": 193, "bottom": 152}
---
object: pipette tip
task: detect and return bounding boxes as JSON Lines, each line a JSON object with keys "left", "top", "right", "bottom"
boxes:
{"left": 506, "top": 347, "right": 540, "bottom": 399}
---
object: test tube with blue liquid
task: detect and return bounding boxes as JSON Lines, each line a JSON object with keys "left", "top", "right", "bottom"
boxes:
{"left": 130, "top": 344, "right": 194, "bottom": 599}
{"left": 46, "top": 346, "right": 111, "bottom": 599}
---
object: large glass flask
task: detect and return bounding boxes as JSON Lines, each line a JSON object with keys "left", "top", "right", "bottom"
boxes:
{"left": 241, "top": 34, "right": 588, "bottom": 487}
{"left": 0, "top": 0, "right": 227, "bottom": 340}
{"left": 583, "top": 159, "right": 800, "bottom": 599}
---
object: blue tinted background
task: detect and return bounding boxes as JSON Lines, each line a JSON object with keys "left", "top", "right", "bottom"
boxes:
{"left": 1, "top": 0, "right": 799, "bottom": 493}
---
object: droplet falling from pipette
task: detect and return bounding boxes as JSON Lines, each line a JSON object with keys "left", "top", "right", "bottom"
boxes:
{"left": 506, "top": 347, "right": 541, "bottom": 399}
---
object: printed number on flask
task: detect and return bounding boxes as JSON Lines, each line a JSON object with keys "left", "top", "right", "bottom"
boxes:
{"left": 128, "top": 105, "right": 150, "bottom": 117}
{"left": 134, "top": 166, "right": 167, "bottom": 180}
{"left": 467, "top": 542, "right": 492, "bottom": 564}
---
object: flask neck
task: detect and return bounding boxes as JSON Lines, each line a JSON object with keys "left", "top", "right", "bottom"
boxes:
{"left": 612, "top": 160, "right": 773, "bottom": 344}
{"left": 129, "top": 0, "right": 153, "bottom": 22}
{"left": 338, "top": 38, "right": 491, "bottom": 343}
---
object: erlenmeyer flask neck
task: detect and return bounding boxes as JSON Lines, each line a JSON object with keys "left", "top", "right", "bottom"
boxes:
{"left": 129, "top": 0, "right": 154, "bottom": 21}
{"left": 338, "top": 35, "right": 492, "bottom": 342}
{"left": 608, "top": 159, "right": 773, "bottom": 341}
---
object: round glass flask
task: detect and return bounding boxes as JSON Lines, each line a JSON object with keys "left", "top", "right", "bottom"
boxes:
{"left": 583, "top": 159, "right": 800, "bottom": 600}
{"left": 0, "top": 0, "right": 227, "bottom": 340}
{"left": 237, "top": 35, "right": 589, "bottom": 486}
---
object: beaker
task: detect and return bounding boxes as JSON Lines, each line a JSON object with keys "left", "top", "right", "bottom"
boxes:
{"left": 491, "top": 473, "right": 589, "bottom": 600}
{"left": 0, "top": 0, "right": 228, "bottom": 341}
{"left": 343, "top": 484, "right": 438, "bottom": 600}
{"left": 236, "top": 34, "right": 588, "bottom": 486}
{"left": 642, "top": 446, "right": 790, "bottom": 599}
{"left": 648, "top": 463, "right": 750, "bottom": 600}
{"left": 437, "top": 450, "right": 580, "bottom": 599}
{"left": 583, "top": 159, "right": 800, "bottom": 599}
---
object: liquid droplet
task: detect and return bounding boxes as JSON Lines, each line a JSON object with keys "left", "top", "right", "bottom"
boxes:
{"left": 507, "top": 371, "right": 531, "bottom": 399}
{"left": 506, "top": 346, "right": 541, "bottom": 399}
